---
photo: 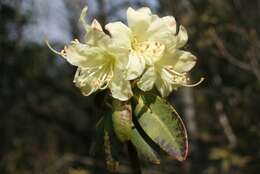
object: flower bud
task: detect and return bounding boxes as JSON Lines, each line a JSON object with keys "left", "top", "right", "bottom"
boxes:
{"left": 112, "top": 99, "right": 133, "bottom": 142}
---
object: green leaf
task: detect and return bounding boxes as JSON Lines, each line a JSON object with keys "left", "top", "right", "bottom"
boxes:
{"left": 133, "top": 92, "right": 188, "bottom": 161}
{"left": 131, "top": 127, "right": 160, "bottom": 164}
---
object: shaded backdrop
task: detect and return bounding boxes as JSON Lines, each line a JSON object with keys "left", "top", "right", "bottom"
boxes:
{"left": 0, "top": 0, "right": 260, "bottom": 173}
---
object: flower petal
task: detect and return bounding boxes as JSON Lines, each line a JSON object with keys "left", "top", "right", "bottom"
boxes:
{"left": 147, "top": 16, "right": 177, "bottom": 45}
{"left": 172, "top": 50, "right": 196, "bottom": 72}
{"left": 91, "top": 19, "right": 103, "bottom": 31}
{"left": 170, "top": 25, "right": 188, "bottom": 49}
{"left": 105, "top": 22, "right": 132, "bottom": 50}
{"left": 127, "top": 7, "right": 152, "bottom": 40}
{"left": 137, "top": 66, "right": 156, "bottom": 91}
{"left": 84, "top": 19, "right": 110, "bottom": 49}
{"left": 159, "top": 49, "right": 196, "bottom": 73}
{"left": 125, "top": 51, "right": 146, "bottom": 80}
{"left": 109, "top": 68, "right": 133, "bottom": 101}
{"left": 61, "top": 41, "right": 108, "bottom": 68}
{"left": 155, "top": 76, "right": 173, "bottom": 98}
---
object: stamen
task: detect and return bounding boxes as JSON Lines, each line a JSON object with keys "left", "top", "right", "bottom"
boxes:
{"left": 181, "top": 77, "right": 205, "bottom": 87}
{"left": 164, "top": 66, "right": 185, "bottom": 76}
{"left": 60, "top": 48, "right": 67, "bottom": 57}
{"left": 45, "top": 39, "right": 62, "bottom": 55}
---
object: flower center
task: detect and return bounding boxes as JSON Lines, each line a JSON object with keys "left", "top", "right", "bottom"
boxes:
{"left": 131, "top": 38, "right": 165, "bottom": 65}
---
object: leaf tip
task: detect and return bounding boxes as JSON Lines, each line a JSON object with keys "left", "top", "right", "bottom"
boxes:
{"left": 175, "top": 140, "right": 189, "bottom": 162}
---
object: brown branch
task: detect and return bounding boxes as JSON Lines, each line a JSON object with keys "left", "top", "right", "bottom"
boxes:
{"left": 210, "top": 28, "right": 260, "bottom": 81}
{"left": 210, "top": 28, "right": 251, "bottom": 71}
{"left": 248, "top": 30, "right": 260, "bottom": 81}
{"left": 249, "top": 53, "right": 260, "bottom": 82}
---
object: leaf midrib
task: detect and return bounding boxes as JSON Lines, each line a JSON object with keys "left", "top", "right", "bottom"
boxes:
{"left": 140, "top": 96, "right": 179, "bottom": 149}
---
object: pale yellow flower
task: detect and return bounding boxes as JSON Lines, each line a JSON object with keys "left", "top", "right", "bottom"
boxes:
{"left": 49, "top": 7, "right": 133, "bottom": 101}
{"left": 105, "top": 7, "right": 184, "bottom": 79}
{"left": 106, "top": 7, "right": 202, "bottom": 97}
{"left": 137, "top": 47, "right": 203, "bottom": 97}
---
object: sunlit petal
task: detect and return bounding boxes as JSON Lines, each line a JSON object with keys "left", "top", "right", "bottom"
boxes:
{"left": 127, "top": 7, "right": 152, "bottom": 40}
{"left": 170, "top": 25, "right": 188, "bottom": 49}
{"left": 105, "top": 22, "right": 132, "bottom": 50}
{"left": 137, "top": 66, "right": 156, "bottom": 91}
{"left": 61, "top": 41, "right": 108, "bottom": 68}
{"left": 147, "top": 16, "right": 177, "bottom": 45}
{"left": 125, "top": 51, "right": 146, "bottom": 80}
{"left": 159, "top": 49, "right": 196, "bottom": 73}
{"left": 155, "top": 76, "right": 173, "bottom": 98}
{"left": 109, "top": 68, "right": 133, "bottom": 101}
{"left": 84, "top": 19, "right": 110, "bottom": 48}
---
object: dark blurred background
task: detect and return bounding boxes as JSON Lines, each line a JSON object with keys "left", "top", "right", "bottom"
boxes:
{"left": 0, "top": 0, "right": 260, "bottom": 174}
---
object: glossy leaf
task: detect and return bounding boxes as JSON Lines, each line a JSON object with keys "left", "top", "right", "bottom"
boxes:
{"left": 134, "top": 92, "right": 188, "bottom": 161}
{"left": 131, "top": 127, "right": 160, "bottom": 164}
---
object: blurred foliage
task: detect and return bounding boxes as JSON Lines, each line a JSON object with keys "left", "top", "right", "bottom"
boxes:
{"left": 0, "top": 0, "right": 260, "bottom": 174}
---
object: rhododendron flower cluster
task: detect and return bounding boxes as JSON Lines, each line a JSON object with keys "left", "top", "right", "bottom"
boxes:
{"left": 49, "top": 6, "right": 202, "bottom": 101}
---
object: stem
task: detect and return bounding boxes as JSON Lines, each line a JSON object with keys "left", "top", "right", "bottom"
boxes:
{"left": 127, "top": 141, "right": 142, "bottom": 174}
